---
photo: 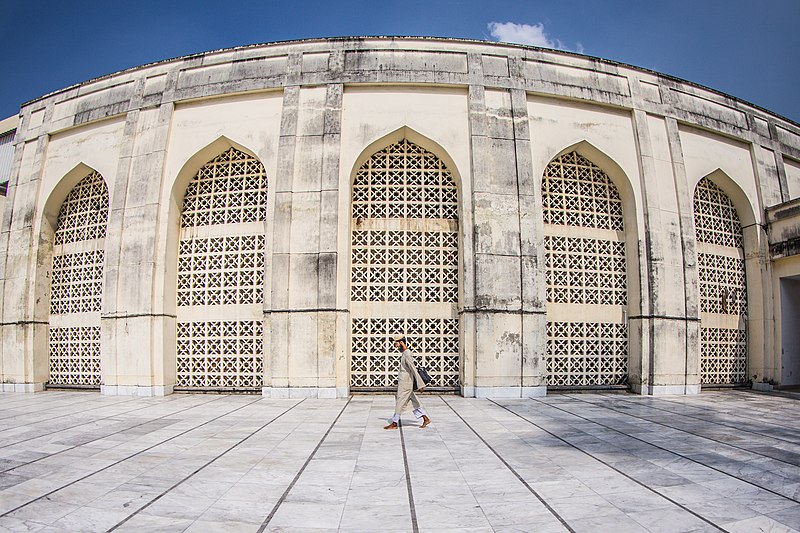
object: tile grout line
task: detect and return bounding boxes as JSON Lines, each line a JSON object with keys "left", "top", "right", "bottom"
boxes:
{"left": 492, "top": 399, "right": 733, "bottom": 533}
{"left": 530, "top": 397, "right": 800, "bottom": 504}
{"left": 256, "top": 396, "right": 353, "bottom": 532}
{"left": 0, "top": 395, "right": 264, "bottom": 519}
{"left": 442, "top": 397, "right": 577, "bottom": 533}
{"left": 566, "top": 394, "right": 800, "bottom": 466}
{"left": 108, "top": 398, "right": 304, "bottom": 532}
{"left": 398, "top": 417, "right": 420, "bottom": 533}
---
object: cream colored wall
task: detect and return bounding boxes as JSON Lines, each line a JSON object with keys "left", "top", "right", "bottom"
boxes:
{"left": 164, "top": 92, "right": 283, "bottom": 188}
{"left": 528, "top": 96, "right": 644, "bottom": 207}
{"left": 680, "top": 126, "right": 760, "bottom": 219}
{"left": 338, "top": 86, "right": 471, "bottom": 391}
{"left": 41, "top": 118, "right": 126, "bottom": 212}
{"left": 0, "top": 118, "right": 126, "bottom": 387}
{"left": 679, "top": 124, "right": 772, "bottom": 385}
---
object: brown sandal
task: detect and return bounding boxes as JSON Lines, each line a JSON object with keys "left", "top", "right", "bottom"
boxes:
{"left": 383, "top": 422, "right": 398, "bottom": 430}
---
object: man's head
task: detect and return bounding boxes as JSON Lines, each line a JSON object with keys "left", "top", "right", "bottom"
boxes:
{"left": 392, "top": 335, "right": 407, "bottom": 352}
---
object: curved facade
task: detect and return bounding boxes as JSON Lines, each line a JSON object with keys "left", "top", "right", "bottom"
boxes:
{"left": 2, "top": 37, "right": 800, "bottom": 397}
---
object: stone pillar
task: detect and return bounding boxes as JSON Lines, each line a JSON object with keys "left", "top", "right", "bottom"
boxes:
{"left": 463, "top": 54, "right": 546, "bottom": 398}
{"left": 0, "top": 105, "right": 52, "bottom": 392}
{"left": 100, "top": 76, "right": 177, "bottom": 396}
{"left": 630, "top": 108, "right": 699, "bottom": 395}
{"left": 264, "top": 50, "right": 346, "bottom": 398}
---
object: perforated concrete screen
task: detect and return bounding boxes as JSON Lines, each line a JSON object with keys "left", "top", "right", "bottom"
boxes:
{"left": 48, "top": 171, "right": 108, "bottom": 386}
{"left": 694, "top": 177, "right": 748, "bottom": 384}
{"left": 176, "top": 148, "right": 268, "bottom": 390}
{"left": 543, "top": 152, "right": 629, "bottom": 387}
{"left": 350, "top": 139, "right": 460, "bottom": 391}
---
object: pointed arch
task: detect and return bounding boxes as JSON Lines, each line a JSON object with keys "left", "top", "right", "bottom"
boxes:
{"left": 545, "top": 140, "right": 638, "bottom": 233}
{"left": 349, "top": 126, "right": 464, "bottom": 196}
{"left": 170, "top": 136, "right": 263, "bottom": 213}
{"left": 693, "top": 170, "right": 749, "bottom": 385}
{"left": 349, "top": 130, "right": 461, "bottom": 391}
{"left": 173, "top": 141, "right": 268, "bottom": 391}
{"left": 541, "top": 144, "right": 634, "bottom": 387}
{"left": 44, "top": 167, "right": 110, "bottom": 387}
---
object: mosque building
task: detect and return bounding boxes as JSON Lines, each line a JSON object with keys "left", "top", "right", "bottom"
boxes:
{"left": 1, "top": 37, "right": 799, "bottom": 397}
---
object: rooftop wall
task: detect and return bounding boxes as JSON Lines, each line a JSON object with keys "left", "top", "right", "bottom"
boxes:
{"left": 12, "top": 37, "right": 800, "bottom": 196}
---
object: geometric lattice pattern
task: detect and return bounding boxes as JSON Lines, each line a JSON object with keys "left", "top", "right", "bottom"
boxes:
{"left": 48, "top": 171, "right": 108, "bottom": 387}
{"left": 350, "top": 139, "right": 460, "bottom": 391}
{"left": 177, "top": 147, "right": 267, "bottom": 390}
{"left": 545, "top": 236, "right": 627, "bottom": 305}
{"left": 546, "top": 322, "right": 629, "bottom": 386}
{"left": 177, "top": 235, "right": 265, "bottom": 307}
{"left": 50, "top": 250, "right": 105, "bottom": 314}
{"left": 176, "top": 321, "right": 263, "bottom": 388}
{"left": 693, "top": 177, "right": 744, "bottom": 248}
{"left": 48, "top": 327, "right": 101, "bottom": 386}
{"left": 53, "top": 171, "right": 109, "bottom": 245}
{"left": 351, "top": 230, "right": 458, "bottom": 303}
{"left": 181, "top": 148, "right": 268, "bottom": 227}
{"left": 700, "top": 327, "right": 747, "bottom": 384}
{"left": 542, "top": 152, "right": 624, "bottom": 231}
{"left": 542, "top": 151, "right": 628, "bottom": 387}
{"left": 351, "top": 318, "right": 459, "bottom": 389}
{"left": 694, "top": 177, "right": 747, "bottom": 385}
{"left": 698, "top": 253, "right": 747, "bottom": 315}
{"left": 352, "top": 139, "right": 458, "bottom": 220}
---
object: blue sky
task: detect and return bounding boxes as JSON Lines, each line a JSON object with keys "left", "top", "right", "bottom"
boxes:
{"left": 2, "top": 0, "right": 798, "bottom": 122}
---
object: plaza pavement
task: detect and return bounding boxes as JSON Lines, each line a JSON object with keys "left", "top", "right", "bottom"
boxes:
{"left": 0, "top": 389, "right": 798, "bottom": 532}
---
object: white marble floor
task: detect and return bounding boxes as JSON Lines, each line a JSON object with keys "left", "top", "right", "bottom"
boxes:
{"left": 0, "top": 390, "right": 798, "bottom": 532}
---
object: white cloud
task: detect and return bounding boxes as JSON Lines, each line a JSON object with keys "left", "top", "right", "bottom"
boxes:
{"left": 487, "top": 21, "right": 583, "bottom": 53}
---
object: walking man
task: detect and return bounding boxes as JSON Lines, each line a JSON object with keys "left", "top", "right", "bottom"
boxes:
{"left": 384, "top": 335, "right": 432, "bottom": 429}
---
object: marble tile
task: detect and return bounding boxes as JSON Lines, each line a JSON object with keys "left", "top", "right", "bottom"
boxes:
{"left": 2, "top": 391, "right": 800, "bottom": 533}
{"left": 628, "top": 507, "right": 716, "bottom": 533}
{"left": 267, "top": 501, "right": 345, "bottom": 529}
{"left": 50, "top": 507, "right": 131, "bottom": 533}
{"left": 723, "top": 515, "right": 800, "bottom": 533}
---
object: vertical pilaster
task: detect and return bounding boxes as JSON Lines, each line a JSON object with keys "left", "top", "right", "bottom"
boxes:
{"left": 629, "top": 107, "right": 692, "bottom": 395}
{"left": 264, "top": 50, "right": 345, "bottom": 398}
{"left": 100, "top": 74, "right": 176, "bottom": 396}
{"left": 664, "top": 117, "right": 702, "bottom": 394}
{"left": 0, "top": 103, "right": 52, "bottom": 391}
{"left": 464, "top": 53, "right": 544, "bottom": 398}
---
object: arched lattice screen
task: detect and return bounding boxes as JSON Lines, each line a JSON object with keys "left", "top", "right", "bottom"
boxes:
{"left": 49, "top": 171, "right": 109, "bottom": 386}
{"left": 542, "top": 151, "right": 629, "bottom": 387}
{"left": 693, "top": 177, "right": 747, "bottom": 384}
{"left": 176, "top": 147, "right": 267, "bottom": 389}
{"left": 350, "top": 139, "right": 459, "bottom": 390}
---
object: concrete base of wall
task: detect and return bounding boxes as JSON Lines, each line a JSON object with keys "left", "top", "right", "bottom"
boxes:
{"left": 751, "top": 382, "right": 774, "bottom": 392}
{"left": 262, "top": 387, "right": 346, "bottom": 399}
{"left": 464, "top": 386, "right": 547, "bottom": 398}
{"left": 1, "top": 382, "right": 45, "bottom": 393}
{"left": 101, "top": 385, "right": 174, "bottom": 397}
{"left": 632, "top": 384, "right": 701, "bottom": 395}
